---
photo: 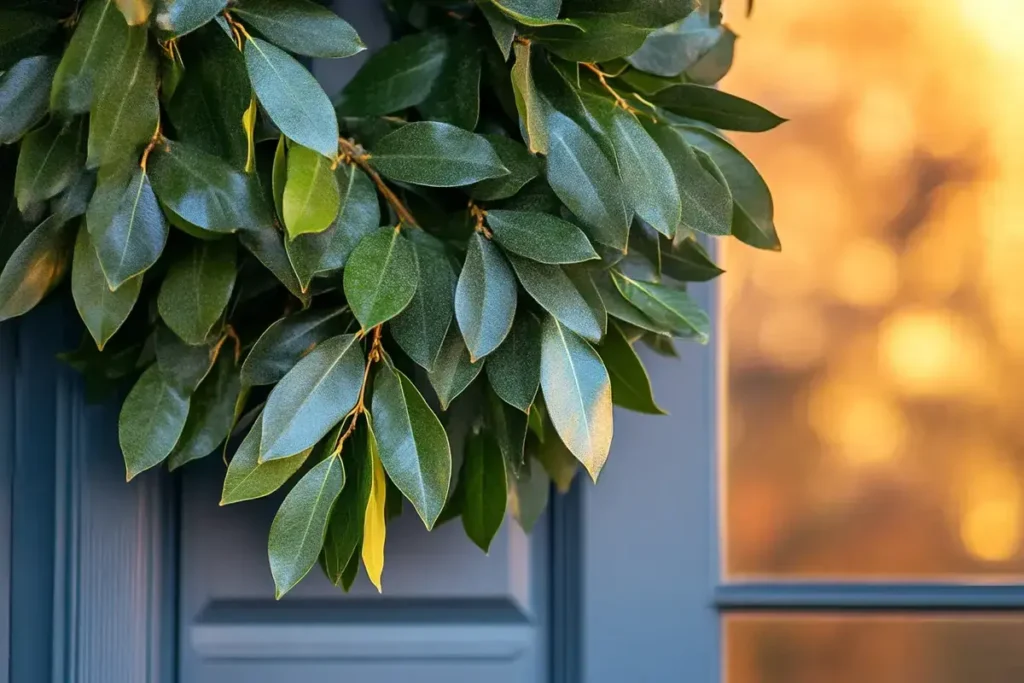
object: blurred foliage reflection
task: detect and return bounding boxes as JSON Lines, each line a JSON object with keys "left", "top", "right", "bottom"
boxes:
{"left": 727, "top": 617, "right": 1024, "bottom": 683}
{"left": 723, "top": 0, "right": 1024, "bottom": 577}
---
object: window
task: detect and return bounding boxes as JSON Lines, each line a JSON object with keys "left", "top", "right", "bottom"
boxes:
{"left": 719, "top": 0, "right": 1024, "bottom": 679}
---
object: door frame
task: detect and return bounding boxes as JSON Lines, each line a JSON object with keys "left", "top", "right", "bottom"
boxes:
{"left": 0, "top": 302, "right": 177, "bottom": 683}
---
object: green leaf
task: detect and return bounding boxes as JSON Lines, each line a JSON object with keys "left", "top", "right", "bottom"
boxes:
{"left": 85, "top": 166, "right": 168, "bottom": 289}
{"left": 152, "top": 0, "right": 227, "bottom": 38}
{"left": 87, "top": 26, "right": 158, "bottom": 168}
{"left": 260, "top": 334, "right": 365, "bottom": 461}
{"left": 221, "top": 413, "right": 312, "bottom": 505}
{"left": 427, "top": 325, "right": 484, "bottom": 411}
{"left": 486, "top": 210, "right": 597, "bottom": 264}
{"left": 0, "top": 56, "right": 58, "bottom": 144}
{"left": 233, "top": 0, "right": 363, "bottom": 58}
{"left": 539, "top": 316, "right": 612, "bottom": 481}
{"left": 241, "top": 307, "right": 348, "bottom": 386}
{"left": 507, "top": 254, "right": 602, "bottom": 342}
{"left": 50, "top": 0, "right": 127, "bottom": 115}
{"left": 418, "top": 28, "right": 481, "bottom": 130}
{"left": 155, "top": 323, "right": 217, "bottom": 393}
{"left": 282, "top": 143, "right": 340, "bottom": 238}
{"left": 321, "top": 421, "right": 373, "bottom": 584}
{"left": 0, "top": 162, "right": 34, "bottom": 274}
{"left": 268, "top": 454, "right": 345, "bottom": 598}
{"left": 486, "top": 312, "right": 540, "bottom": 413}
{"left": 370, "top": 362, "right": 452, "bottom": 530}
{"left": 343, "top": 227, "right": 418, "bottom": 330}
{"left": 661, "top": 236, "right": 723, "bottom": 282}
{"left": 643, "top": 122, "right": 732, "bottom": 237}
{"left": 593, "top": 270, "right": 667, "bottom": 334}
{"left": 611, "top": 271, "right": 709, "bottom": 341}
{"left": 469, "top": 135, "right": 541, "bottom": 201}
{"left": 478, "top": 3, "right": 515, "bottom": 61}
{"left": 71, "top": 224, "right": 141, "bottom": 350}
{"left": 149, "top": 139, "right": 270, "bottom": 234}
{"left": 114, "top": 0, "right": 153, "bottom": 25}
{"left": 589, "top": 99, "right": 680, "bottom": 237}
{"left": 626, "top": 13, "right": 722, "bottom": 77}
{"left": 169, "top": 350, "right": 242, "bottom": 469}
{"left": 370, "top": 122, "right": 508, "bottom": 188}
{"left": 0, "top": 10, "right": 58, "bottom": 70}
{"left": 362, "top": 426, "right": 386, "bottom": 591}
{"left": 530, "top": 15, "right": 651, "bottom": 62}
{"left": 237, "top": 215, "right": 309, "bottom": 302}
{"left": 544, "top": 111, "right": 629, "bottom": 251}
{"left": 455, "top": 232, "right": 517, "bottom": 361}
{"left": 567, "top": 264, "right": 607, "bottom": 334}
{"left": 492, "top": 0, "right": 562, "bottom": 20}
{"left": 487, "top": 387, "right": 528, "bottom": 473}
{"left": 157, "top": 239, "right": 237, "bottom": 345}
{"left": 509, "top": 457, "right": 549, "bottom": 532}
{"left": 562, "top": 0, "right": 695, "bottom": 26}
{"left": 52, "top": 171, "right": 96, "bottom": 225}
{"left": 271, "top": 134, "right": 287, "bottom": 220}
{"left": 286, "top": 163, "right": 379, "bottom": 291}
{"left": 15, "top": 117, "right": 87, "bottom": 212}
{"left": 597, "top": 322, "right": 664, "bottom": 414}
{"left": 391, "top": 232, "right": 455, "bottom": 371}
{"left": 461, "top": 429, "right": 507, "bottom": 553}
{"left": 245, "top": 36, "right": 338, "bottom": 158}
{"left": 534, "top": 418, "right": 578, "bottom": 492}
{"left": 119, "top": 364, "right": 190, "bottom": 480}
{"left": 652, "top": 84, "right": 785, "bottom": 132}
{"left": 686, "top": 26, "right": 736, "bottom": 86}
{"left": 165, "top": 24, "right": 250, "bottom": 168}
{"left": 681, "top": 125, "right": 779, "bottom": 250}
{"left": 337, "top": 32, "right": 446, "bottom": 116}
{"left": 339, "top": 542, "right": 361, "bottom": 591}
{"left": 510, "top": 42, "right": 548, "bottom": 154}
{"left": 0, "top": 216, "right": 73, "bottom": 322}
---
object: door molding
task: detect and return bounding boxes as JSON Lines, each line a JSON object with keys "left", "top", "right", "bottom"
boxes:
{"left": 1, "top": 303, "right": 177, "bottom": 683}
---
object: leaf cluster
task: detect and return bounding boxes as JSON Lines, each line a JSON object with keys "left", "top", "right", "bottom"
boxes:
{"left": 0, "top": 0, "right": 782, "bottom": 595}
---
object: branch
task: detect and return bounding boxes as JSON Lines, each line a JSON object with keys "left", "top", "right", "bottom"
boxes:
{"left": 330, "top": 325, "right": 384, "bottom": 457}
{"left": 338, "top": 138, "right": 420, "bottom": 229}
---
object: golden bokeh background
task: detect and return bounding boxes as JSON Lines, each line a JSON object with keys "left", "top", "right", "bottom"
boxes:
{"left": 719, "top": 0, "right": 1024, "bottom": 678}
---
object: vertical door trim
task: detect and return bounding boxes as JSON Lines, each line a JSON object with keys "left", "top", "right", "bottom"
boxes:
{"left": 550, "top": 484, "right": 583, "bottom": 683}
{"left": 1, "top": 304, "right": 179, "bottom": 683}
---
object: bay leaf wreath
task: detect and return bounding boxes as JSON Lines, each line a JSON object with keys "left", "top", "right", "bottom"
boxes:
{"left": 0, "top": 0, "right": 783, "bottom": 596}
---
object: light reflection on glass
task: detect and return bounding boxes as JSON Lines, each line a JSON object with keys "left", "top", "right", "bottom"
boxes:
{"left": 727, "top": 617, "right": 1024, "bottom": 683}
{"left": 722, "top": 0, "right": 1024, "bottom": 576}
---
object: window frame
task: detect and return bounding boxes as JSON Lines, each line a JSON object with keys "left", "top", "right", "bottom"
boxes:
{"left": 710, "top": 236, "right": 1024, "bottom": 681}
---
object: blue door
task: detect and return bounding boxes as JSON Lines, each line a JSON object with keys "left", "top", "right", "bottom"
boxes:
{"left": 0, "top": 3, "right": 721, "bottom": 679}
{"left": 0, "top": 281, "right": 719, "bottom": 683}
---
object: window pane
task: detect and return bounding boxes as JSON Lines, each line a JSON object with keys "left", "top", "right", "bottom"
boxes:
{"left": 727, "top": 617, "right": 1024, "bottom": 683}
{"left": 723, "top": 1, "right": 1024, "bottom": 575}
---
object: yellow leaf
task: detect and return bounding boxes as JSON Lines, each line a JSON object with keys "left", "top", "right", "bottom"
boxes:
{"left": 242, "top": 95, "right": 258, "bottom": 174}
{"left": 361, "top": 424, "right": 387, "bottom": 592}
{"left": 115, "top": 0, "right": 153, "bottom": 26}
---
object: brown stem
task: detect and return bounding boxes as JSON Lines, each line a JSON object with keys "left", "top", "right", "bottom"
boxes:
{"left": 338, "top": 138, "right": 420, "bottom": 229}
{"left": 582, "top": 62, "right": 641, "bottom": 115}
{"left": 222, "top": 11, "right": 251, "bottom": 50}
{"left": 139, "top": 121, "right": 164, "bottom": 172}
{"left": 330, "top": 325, "right": 384, "bottom": 458}
{"left": 468, "top": 201, "right": 493, "bottom": 239}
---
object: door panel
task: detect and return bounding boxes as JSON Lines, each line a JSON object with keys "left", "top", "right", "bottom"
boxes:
{"left": 178, "top": 457, "right": 550, "bottom": 682}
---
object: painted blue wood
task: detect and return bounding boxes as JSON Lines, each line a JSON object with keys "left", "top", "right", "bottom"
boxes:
{"left": 0, "top": 322, "right": 14, "bottom": 683}
{"left": 581, "top": 275, "right": 722, "bottom": 683}
{"left": 716, "top": 583, "right": 1024, "bottom": 611}
{"left": 9, "top": 305, "right": 61, "bottom": 683}
{"left": 0, "top": 302, "right": 177, "bottom": 683}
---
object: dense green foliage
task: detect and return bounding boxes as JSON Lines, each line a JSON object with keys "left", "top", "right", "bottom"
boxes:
{"left": 0, "top": 0, "right": 781, "bottom": 595}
